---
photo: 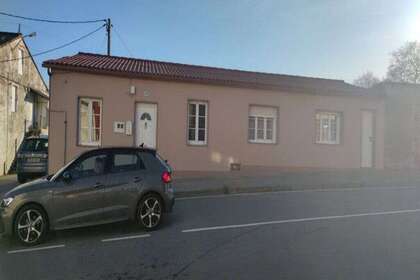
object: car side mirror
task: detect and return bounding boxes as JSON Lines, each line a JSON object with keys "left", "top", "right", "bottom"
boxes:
{"left": 62, "top": 171, "right": 72, "bottom": 183}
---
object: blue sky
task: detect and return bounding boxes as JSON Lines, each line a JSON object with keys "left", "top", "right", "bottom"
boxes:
{"left": 2, "top": 0, "right": 420, "bottom": 83}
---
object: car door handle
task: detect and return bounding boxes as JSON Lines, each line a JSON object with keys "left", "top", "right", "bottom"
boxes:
{"left": 93, "top": 182, "right": 103, "bottom": 189}
{"left": 133, "top": 177, "right": 142, "bottom": 183}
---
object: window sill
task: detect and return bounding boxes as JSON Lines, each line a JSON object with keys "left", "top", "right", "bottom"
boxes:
{"left": 248, "top": 140, "right": 276, "bottom": 145}
{"left": 315, "top": 142, "right": 340, "bottom": 145}
{"left": 78, "top": 142, "right": 101, "bottom": 147}
{"left": 187, "top": 141, "right": 207, "bottom": 146}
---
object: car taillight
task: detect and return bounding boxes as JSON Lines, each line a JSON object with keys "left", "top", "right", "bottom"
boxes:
{"left": 162, "top": 171, "right": 172, "bottom": 184}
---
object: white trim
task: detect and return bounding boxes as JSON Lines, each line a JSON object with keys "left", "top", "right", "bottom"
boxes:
{"left": 10, "top": 84, "right": 18, "bottom": 113}
{"left": 315, "top": 112, "right": 341, "bottom": 145}
{"left": 17, "top": 48, "right": 24, "bottom": 75}
{"left": 188, "top": 101, "right": 208, "bottom": 145}
{"left": 248, "top": 106, "right": 277, "bottom": 144}
{"left": 78, "top": 98, "right": 102, "bottom": 146}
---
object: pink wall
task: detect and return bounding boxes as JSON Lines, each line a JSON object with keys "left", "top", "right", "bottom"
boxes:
{"left": 48, "top": 71, "right": 385, "bottom": 173}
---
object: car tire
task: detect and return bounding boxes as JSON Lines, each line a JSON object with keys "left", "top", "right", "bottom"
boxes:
{"left": 137, "top": 193, "right": 163, "bottom": 231}
{"left": 17, "top": 174, "right": 26, "bottom": 184}
{"left": 14, "top": 204, "right": 49, "bottom": 246}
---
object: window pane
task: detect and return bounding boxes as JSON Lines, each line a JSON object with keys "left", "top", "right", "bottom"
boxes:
{"left": 198, "top": 104, "right": 206, "bottom": 116}
{"left": 266, "top": 118, "right": 273, "bottom": 130}
{"left": 188, "top": 129, "right": 195, "bottom": 141}
{"left": 198, "top": 129, "right": 206, "bottom": 141}
{"left": 188, "top": 103, "right": 196, "bottom": 116}
{"left": 198, "top": 116, "right": 206, "bottom": 129}
{"left": 257, "top": 129, "right": 264, "bottom": 139}
{"left": 321, "top": 118, "right": 329, "bottom": 142}
{"left": 112, "top": 153, "right": 145, "bottom": 173}
{"left": 93, "top": 128, "right": 100, "bottom": 142}
{"left": 248, "top": 116, "right": 255, "bottom": 129}
{"left": 93, "top": 114, "right": 101, "bottom": 129}
{"left": 92, "top": 101, "right": 101, "bottom": 114}
{"left": 330, "top": 117, "right": 337, "bottom": 142}
{"left": 248, "top": 129, "right": 255, "bottom": 140}
{"left": 266, "top": 129, "right": 273, "bottom": 140}
{"left": 316, "top": 118, "right": 321, "bottom": 142}
{"left": 188, "top": 116, "right": 196, "bottom": 129}
{"left": 69, "top": 154, "right": 107, "bottom": 179}
{"left": 257, "top": 117, "right": 264, "bottom": 130}
{"left": 80, "top": 128, "right": 89, "bottom": 144}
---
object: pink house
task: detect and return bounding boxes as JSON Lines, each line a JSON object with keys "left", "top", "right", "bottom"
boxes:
{"left": 43, "top": 52, "right": 384, "bottom": 173}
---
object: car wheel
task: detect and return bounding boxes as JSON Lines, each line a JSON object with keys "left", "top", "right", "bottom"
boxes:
{"left": 17, "top": 174, "right": 26, "bottom": 184}
{"left": 14, "top": 204, "right": 48, "bottom": 246}
{"left": 137, "top": 194, "right": 163, "bottom": 230}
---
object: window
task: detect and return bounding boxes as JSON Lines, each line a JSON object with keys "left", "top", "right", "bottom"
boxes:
{"left": 67, "top": 153, "right": 108, "bottom": 180}
{"left": 248, "top": 106, "right": 277, "bottom": 143}
{"left": 315, "top": 112, "right": 341, "bottom": 144}
{"left": 187, "top": 101, "right": 208, "bottom": 145}
{"left": 79, "top": 98, "right": 102, "bottom": 146}
{"left": 111, "top": 152, "right": 145, "bottom": 173}
{"left": 10, "top": 85, "right": 17, "bottom": 113}
{"left": 18, "top": 49, "right": 23, "bottom": 75}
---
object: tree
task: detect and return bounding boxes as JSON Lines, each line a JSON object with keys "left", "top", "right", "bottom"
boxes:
{"left": 386, "top": 41, "right": 420, "bottom": 83}
{"left": 353, "top": 71, "right": 380, "bottom": 88}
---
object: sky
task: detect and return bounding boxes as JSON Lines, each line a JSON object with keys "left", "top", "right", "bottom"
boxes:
{"left": 1, "top": 0, "right": 420, "bottom": 83}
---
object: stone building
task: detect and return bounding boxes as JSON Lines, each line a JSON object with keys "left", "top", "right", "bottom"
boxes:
{"left": 0, "top": 32, "right": 49, "bottom": 175}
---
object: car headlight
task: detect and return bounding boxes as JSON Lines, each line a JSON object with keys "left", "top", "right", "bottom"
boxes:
{"left": 1, "top": 197, "right": 14, "bottom": 208}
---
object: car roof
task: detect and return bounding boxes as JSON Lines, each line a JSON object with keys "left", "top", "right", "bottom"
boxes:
{"left": 83, "top": 146, "right": 156, "bottom": 154}
{"left": 25, "top": 135, "right": 48, "bottom": 140}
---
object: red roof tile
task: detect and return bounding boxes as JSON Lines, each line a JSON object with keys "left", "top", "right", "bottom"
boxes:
{"left": 43, "top": 52, "right": 372, "bottom": 96}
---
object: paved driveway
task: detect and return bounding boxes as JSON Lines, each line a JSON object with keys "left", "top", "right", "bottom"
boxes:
{"left": 1, "top": 186, "right": 420, "bottom": 279}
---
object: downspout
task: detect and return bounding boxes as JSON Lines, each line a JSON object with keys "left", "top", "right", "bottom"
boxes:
{"left": 4, "top": 72, "right": 9, "bottom": 175}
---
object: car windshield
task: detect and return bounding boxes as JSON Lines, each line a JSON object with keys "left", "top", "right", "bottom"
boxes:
{"left": 20, "top": 139, "right": 48, "bottom": 153}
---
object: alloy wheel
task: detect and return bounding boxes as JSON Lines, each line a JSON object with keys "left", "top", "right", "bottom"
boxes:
{"left": 17, "top": 209, "right": 44, "bottom": 244}
{"left": 139, "top": 197, "right": 162, "bottom": 229}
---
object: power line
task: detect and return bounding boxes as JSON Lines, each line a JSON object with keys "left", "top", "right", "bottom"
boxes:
{"left": 114, "top": 27, "right": 133, "bottom": 56}
{"left": 0, "top": 24, "right": 105, "bottom": 63}
{"left": 0, "top": 11, "right": 106, "bottom": 24}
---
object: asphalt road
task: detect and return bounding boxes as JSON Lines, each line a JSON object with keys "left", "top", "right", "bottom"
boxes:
{"left": 2, "top": 186, "right": 420, "bottom": 279}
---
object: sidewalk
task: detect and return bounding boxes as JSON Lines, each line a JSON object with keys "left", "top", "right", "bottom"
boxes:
{"left": 173, "top": 168, "right": 420, "bottom": 197}
{"left": 1, "top": 169, "right": 420, "bottom": 198}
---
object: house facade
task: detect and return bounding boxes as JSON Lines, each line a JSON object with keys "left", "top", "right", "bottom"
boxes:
{"left": 43, "top": 52, "right": 384, "bottom": 173}
{"left": 0, "top": 32, "right": 49, "bottom": 175}
{"left": 374, "top": 82, "right": 420, "bottom": 169}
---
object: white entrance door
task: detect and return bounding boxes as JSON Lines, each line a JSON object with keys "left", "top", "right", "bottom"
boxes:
{"left": 136, "top": 103, "right": 157, "bottom": 148}
{"left": 361, "top": 110, "right": 375, "bottom": 168}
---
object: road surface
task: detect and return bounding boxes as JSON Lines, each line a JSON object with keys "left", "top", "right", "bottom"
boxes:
{"left": 1, "top": 186, "right": 420, "bottom": 279}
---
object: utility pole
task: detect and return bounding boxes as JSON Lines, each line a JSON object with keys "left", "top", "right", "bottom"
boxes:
{"left": 106, "top": 18, "right": 111, "bottom": 55}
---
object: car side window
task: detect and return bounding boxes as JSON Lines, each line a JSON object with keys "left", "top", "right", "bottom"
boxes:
{"left": 110, "top": 152, "right": 145, "bottom": 173}
{"left": 67, "top": 153, "right": 108, "bottom": 180}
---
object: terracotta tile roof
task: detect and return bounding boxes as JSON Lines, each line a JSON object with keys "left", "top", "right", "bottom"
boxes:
{"left": 43, "top": 52, "right": 372, "bottom": 96}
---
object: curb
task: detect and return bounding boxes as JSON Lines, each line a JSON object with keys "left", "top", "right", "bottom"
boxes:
{"left": 175, "top": 183, "right": 416, "bottom": 198}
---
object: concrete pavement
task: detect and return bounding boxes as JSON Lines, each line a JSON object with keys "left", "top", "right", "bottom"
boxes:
{"left": 1, "top": 186, "right": 420, "bottom": 279}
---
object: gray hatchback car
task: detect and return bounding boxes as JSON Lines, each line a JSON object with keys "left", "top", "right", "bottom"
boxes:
{"left": 0, "top": 147, "right": 174, "bottom": 246}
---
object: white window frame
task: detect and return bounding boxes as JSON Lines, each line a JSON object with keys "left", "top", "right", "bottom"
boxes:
{"left": 10, "top": 84, "right": 17, "bottom": 113}
{"left": 248, "top": 106, "right": 277, "bottom": 144}
{"left": 315, "top": 111, "right": 341, "bottom": 145}
{"left": 18, "top": 49, "right": 23, "bottom": 75}
{"left": 187, "top": 101, "right": 208, "bottom": 145}
{"left": 78, "top": 97, "right": 102, "bottom": 146}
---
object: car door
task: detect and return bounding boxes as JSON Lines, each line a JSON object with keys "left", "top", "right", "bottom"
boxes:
{"left": 102, "top": 150, "right": 146, "bottom": 221}
{"left": 52, "top": 150, "right": 110, "bottom": 229}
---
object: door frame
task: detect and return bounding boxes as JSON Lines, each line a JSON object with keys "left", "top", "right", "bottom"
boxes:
{"left": 134, "top": 102, "right": 159, "bottom": 149}
{"left": 360, "top": 109, "right": 376, "bottom": 168}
